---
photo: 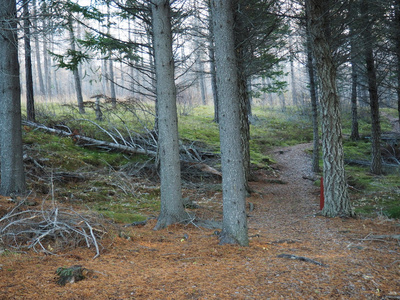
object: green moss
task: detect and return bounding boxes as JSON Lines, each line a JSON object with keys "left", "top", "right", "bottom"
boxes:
{"left": 23, "top": 130, "right": 132, "bottom": 171}
{"left": 353, "top": 192, "right": 400, "bottom": 219}
{"left": 98, "top": 211, "right": 147, "bottom": 224}
{"left": 179, "top": 107, "right": 220, "bottom": 151}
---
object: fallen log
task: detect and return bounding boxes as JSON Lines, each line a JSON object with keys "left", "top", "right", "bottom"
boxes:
{"left": 23, "top": 121, "right": 223, "bottom": 179}
{"left": 23, "top": 121, "right": 157, "bottom": 157}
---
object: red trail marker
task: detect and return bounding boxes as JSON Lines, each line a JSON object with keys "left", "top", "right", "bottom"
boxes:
{"left": 320, "top": 177, "right": 324, "bottom": 210}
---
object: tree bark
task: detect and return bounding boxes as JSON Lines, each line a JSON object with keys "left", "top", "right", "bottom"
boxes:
{"left": 211, "top": 0, "right": 248, "bottom": 246}
{"left": 207, "top": 1, "right": 219, "bottom": 123}
{"left": 306, "top": 0, "right": 352, "bottom": 217}
{"left": 23, "top": 0, "right": 35, "bottom": 122}
{"left": 395, "top": 0, "right": 400, "bottom": 125}
{"left": 305, "top": 13, "right": 320, "bottom": 173}
{"left": 152, "top": 0, "right": 186, "bottom": 230}
{"left": 0, "top": 0, "right": 26, "bottom": 195}
{"left": 234, "top": 2, "right": 251, "bottom": 193}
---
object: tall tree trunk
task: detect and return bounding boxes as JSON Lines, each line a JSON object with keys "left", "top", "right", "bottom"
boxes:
{"left": 306, "top": 0, "right": 352, "bottom": 217}
{"left": 23, "top": 0, "right": 35, "bottom": 122}
{"left": 234, "top": 2, "right": 251, "bottom": 193}
{"left": 209, "top": 40, "right": 219, "bottom": 122}
{"left": 207, "top": 1, "right": 219, "bottom": 123}
{"left": 395, "top": 0, "right": 400, "bottom": 123}
{"left": 306, "top": 14, "right": 320, "bottom": 173}
{"left": 212, "top": 0, "right": 248, "bottom": 246}
{"left": 42, "top": 2, "right": 52, "bottom": 101}
{"left": 279, "top": 93, "right": 286, "bottom": 111}
{"left": 0, "top": 0, "right": 26, "bottom": 195}
{"left": 194, "top": 11, "right": 207, "bottom": 106}
{"left": 107, "top": 5, "right": 117, "bottom": 109}
{"left": 197, "top": 51, "right": 207, "bottom": 105}
{"left": 238, "top": 59, "right": 251, "bottom": 193}
{"left": 247, "top": 77, "right": 253, "bottom": 118}
{"left": 289, "top": 38, "right": 298, "bottom": 107}
{"left": 109, "top": 59, "right": 117, "bottom": 108}
{"left": 32, "top": 0, "right": 45, "bottom": 96}
{"left": 349, "top": 0, "right": 360, "bottom": 141}
{"left": 68, "top": 16, "right": 85, "bottom": 114}
{"left": 361, "top": 0, "right": 382, "bottom": 175}
{"left": 152, "top": 0, "right": 186, "bottom": 230}
{"left": 350, "top": 50, "right": 360, "bottom": 141}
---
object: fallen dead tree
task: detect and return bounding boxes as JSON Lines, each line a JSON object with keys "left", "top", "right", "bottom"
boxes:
{"left": 0, "top": 200, "right": 106, "bottom": 258}
{"left": 23, "top": 120, "right": 157, "bottom": 157}
{"left": 23, "top": 121, "right": 222, "bottom": 180}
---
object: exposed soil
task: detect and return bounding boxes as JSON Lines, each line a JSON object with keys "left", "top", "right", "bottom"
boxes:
{"left": 1, "top": 143, "right": 400, "bottom": 299}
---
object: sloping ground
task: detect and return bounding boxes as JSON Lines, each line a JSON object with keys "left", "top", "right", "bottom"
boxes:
{"left": 1, "top": 144, "right": 399, "bottom": 299}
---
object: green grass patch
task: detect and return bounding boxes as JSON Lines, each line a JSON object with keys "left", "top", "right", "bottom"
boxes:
{"left": 23, "top": 130, "right": 133, "bottom": 170}
{"left": 92, "top": 190, "right": 160, "bottom": 223}
{"left": 353, "top": 192, "right": 400, "bottom": 219}
{"left": 98, "top": 211, "right": 147, "bottom": 224}
{"left": 179, "top": 106, "right": 220, "bottom": 151}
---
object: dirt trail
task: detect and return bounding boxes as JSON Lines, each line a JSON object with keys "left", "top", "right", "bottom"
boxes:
{"left": 249, "top": 143, "right": 349, "bottom": 257}
{"left": 251, "top": 143, "right": 319, "bottom": 225}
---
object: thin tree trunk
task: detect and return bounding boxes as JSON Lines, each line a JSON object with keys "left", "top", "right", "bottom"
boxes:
{"left": 207, "top": 1, "right": 219, "bottom": 123}
{"left": 306, "top": 0, "right": 352, "bottom": 217}
{"left": 289, "top": 37, "right": 298, "bottom": 107}
{"left": 361, "top": 0, "right": 382, "bottom": 175}
{"left": 395, "top": 0, "right": 400, "bottom": 123}
{"left": 109, "top": 59, "right": 117, "bottom": 108}
{"left": 32, "top": 0, "right": 45, "bottom": 96}
{"left": 23, "top": 0, "right": 35, "bottom": 122}
{"left": 107, "top": 5, "right": 117, "bottom": 109}
{"left": 212, "top": 0, "right": 248, "bottom": 246}
{"left": 279, "top": 93, "right": 286, "bottom": 111}
{"left": 349, "top": 0, "right": 360, "bottom": 141}
{"left": 350, "top": 52, "right": 359, "bottom": 141}
{"left": 306, "top": 15, "right": 320, "bottom": 173}
{"left": 247, "top": 77, "right": 253, "bottom": 118}
{"left": 68, "top": 16, "right": 85, "bottom": 114}
{"left": 197, "top": 54, "right": 206, "bottom": 105}
{"left": 209, "top": 42, "right": 219, "bottom": 122}
{"left": 152, "top": 0, "right": 186, "bottom": 230}
{"left": 42, "top": 2, "right": 50, "bottom": 101}
{"left": 0, "top": 0, "right": 26, "bottom": 195}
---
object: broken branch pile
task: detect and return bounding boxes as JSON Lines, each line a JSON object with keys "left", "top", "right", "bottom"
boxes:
{"left": 0, "top": 200, "right": 106, "bottom": 258}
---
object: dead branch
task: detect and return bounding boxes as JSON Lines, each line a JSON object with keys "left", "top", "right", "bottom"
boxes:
{"left": 0, "top": 200, "right": 106, "bottom": 258}
{"left": 366, "top": 235, "right": 400, "bottom": 240}
{"left": 277, "top": 253, "right": 328, "bottom": 267}
{"left": 23, "top": 121, "right": 157, "bottom": 157}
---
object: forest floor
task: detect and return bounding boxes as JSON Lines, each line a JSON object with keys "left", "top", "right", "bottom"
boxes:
{"left": 1, "top": 143, "right": 400, "bottom": 299}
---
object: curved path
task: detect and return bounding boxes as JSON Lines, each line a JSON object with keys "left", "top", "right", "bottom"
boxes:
{"left": 248, "top": 143, "right": 343, "bottom": 244}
